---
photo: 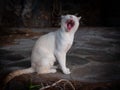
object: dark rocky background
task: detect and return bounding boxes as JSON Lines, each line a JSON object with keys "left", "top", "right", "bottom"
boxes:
{"left": 0, "top": 0, "right": 120, "bottom": 27}
{"left": 0, "top": 0, "right": 120, "bottom": 90}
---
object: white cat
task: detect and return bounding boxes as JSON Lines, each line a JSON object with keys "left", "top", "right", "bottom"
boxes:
{"left": 5, "top": 14, "right": 81, "bottom": 83}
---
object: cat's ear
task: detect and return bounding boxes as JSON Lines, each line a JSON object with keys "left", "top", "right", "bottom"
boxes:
{"left": 78, "top": 16, "right": 82, "bottom": 21}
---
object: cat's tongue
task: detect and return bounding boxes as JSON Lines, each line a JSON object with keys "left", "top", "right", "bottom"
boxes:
{"left": 66, "top": 19, "right": 74, "bottom": 31}
{"left": 68, "top": 23, "right": 72, "bottom": 30}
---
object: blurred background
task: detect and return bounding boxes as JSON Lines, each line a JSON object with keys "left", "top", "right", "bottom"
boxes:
{"left": 0, "top": 0, "right": 120, "bottom": 28}
{"left": 0, "top": 0, "right": 120, "bottom": 90}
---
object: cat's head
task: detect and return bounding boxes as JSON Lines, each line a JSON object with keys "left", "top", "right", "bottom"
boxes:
{"left": 61, "top": 15, "right": 81, "bottom": 32}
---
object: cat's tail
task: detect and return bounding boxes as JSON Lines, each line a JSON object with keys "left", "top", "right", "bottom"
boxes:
{"left": 5, "top": 67, "right": 35, "bottom": 84}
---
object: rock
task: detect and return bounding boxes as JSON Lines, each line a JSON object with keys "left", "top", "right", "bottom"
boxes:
{"left": 0, "top": 27, "right": 120, "bottom": 90}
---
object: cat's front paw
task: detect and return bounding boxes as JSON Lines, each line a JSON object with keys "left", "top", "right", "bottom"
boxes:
{"left": 63, "top": 68, "right": 71, "bottom": 74}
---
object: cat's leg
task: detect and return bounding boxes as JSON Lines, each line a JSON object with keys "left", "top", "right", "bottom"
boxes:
{"left": 36, "top": 58, "right": 56, "bottom": 74}
{"left": 36, "top": 65, "right": 56, "bottom": 74}
{"left": 55, "top": 52, "right": 70, "bottom": 74}
{"left": 49, "top": 56, "right": 57, "bottom": 72}
{"left": 37, "top": 67, "right": 56, "bottom": 74}
{"left": 51, "top": 65, "right": 59, "bottom": 69}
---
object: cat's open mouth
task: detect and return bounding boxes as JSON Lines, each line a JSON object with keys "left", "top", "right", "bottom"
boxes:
{"left": 66, "top": 19, "right": 75, "bottom": 31}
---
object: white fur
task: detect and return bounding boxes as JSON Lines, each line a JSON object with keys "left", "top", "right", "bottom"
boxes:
{"left": 31, "top": 15, "right": 81, "bottom": 74}
{"left": 5, "top": 15, "right": 81, "bottom": 83}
